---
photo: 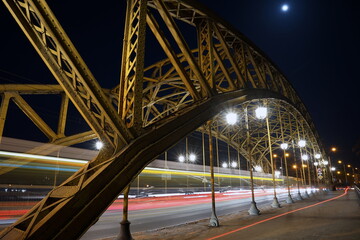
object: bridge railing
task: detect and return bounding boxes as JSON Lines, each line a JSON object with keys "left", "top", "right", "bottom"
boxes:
{"left": 355, "top": 184, "right": 360, "bottom": 201}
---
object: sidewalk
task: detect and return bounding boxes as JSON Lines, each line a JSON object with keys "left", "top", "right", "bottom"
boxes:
{"left": 130, "top": 189, "right": 360, "bottom": 240}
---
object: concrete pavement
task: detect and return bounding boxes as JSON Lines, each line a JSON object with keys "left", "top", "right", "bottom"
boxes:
{"left": 130, "top": 189, "right": 360, "bottom": 240}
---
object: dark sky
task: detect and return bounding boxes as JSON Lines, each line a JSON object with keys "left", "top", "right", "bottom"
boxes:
{"left": 0, "top": 1, "right": 359, "bottom": 166}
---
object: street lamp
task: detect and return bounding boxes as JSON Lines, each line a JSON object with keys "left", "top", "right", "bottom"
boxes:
{"left": 301, "top": 154, "right": 309, "bottom": 161}
{"left": 222, "top": 162, "right": 228, "bottom": 168}
{"left": 338, "top": 160, "right": 348, "bottom": 184}
{"left": 95, "top": 141, "right": 103, "bottom": 150}
{"left": 189, "top": 153, "right": 196, "bottom": 162}
{"left": 231, "top": 161, "right": 237, "bottom": 168}
{"left": 178, "top": 155, "right": 185, "bottom": 163}
{"left": 297, "top": 139, "right": 309, "bottom": 197}
{"left": 255, "top": 106, "right": 280, "bottom": 208}
{"left": 225, "top": 112, "right": 238, "bottom": 125}
{"left": 280, "top": 142, "right": 293, "bottom": 203}
{"left": 254, "top": 165, "right": 263, "bottom": 172}
{"left": 298, "top": 140, "right": 306, "bottom": 148}
{"left": 255, "top": 106, "right": 267, "bottom": 120}
{"left": 280, "top": 143, "right": 289, "bottom": 150}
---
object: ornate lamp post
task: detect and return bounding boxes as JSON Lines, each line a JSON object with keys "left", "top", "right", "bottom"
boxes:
{"left": 281, "top": 143, "right": 294, "bottom": 203}
{"left": 256, "top": 106, "right": 280, "bottom": 208}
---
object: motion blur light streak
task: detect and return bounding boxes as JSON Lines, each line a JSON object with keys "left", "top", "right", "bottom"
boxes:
{"left": 0, "top": 151, "right": 282, "bottom": 181}
{"left": 0, "top": 163, "right": 76, "bottom": 172}
{"left": 0, "top": 151, "right": 88, "bottom": 164}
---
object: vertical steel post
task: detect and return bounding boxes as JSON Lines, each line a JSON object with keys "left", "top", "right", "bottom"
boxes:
{"left": 165, "top": 151, "right": 168, "bottom": 194}
{"left": 202, "top": 132, "right": 207, "bottom": 191}
{"left": 208, "top": 121, "right": 219, "bottom": 226}
{"left": 245, "top": 106, "right": 260, "bottom": 215}
{"left": 266, "top": 115, "right": 281, "bottom": 208}
{"left": 279, "top": 110, "right": 293, "bottom": 203}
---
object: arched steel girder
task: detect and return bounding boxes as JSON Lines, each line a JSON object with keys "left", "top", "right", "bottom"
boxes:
{"left": 0, "top": 85, "right": 322, "bottom": 177}
{"left": 0, "top": 0, "right": 326, "bottom": 239}
{"left": 195, "top": 98, "right": 323, "bottom": 173}
{"left": 1, "top": 0, "right": 320, "bottom": 152}
{"left": 0, "top": 89, "right": 303, "bottom": 240}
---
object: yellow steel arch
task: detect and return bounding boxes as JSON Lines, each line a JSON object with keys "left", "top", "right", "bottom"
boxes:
{"left": 0, "top": 0, "right": 326, "bottom": 239}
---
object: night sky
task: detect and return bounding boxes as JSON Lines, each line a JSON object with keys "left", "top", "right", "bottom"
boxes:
{"left": 0, "top": 0, "right": 359, "bottom": 167}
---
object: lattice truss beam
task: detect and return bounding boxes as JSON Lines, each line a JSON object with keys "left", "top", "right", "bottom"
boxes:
{"left": 0, "top": 0, "right": 325, "bottom": 239}
{"left": 199, "top": 99, "right": 324, "bottom": 174}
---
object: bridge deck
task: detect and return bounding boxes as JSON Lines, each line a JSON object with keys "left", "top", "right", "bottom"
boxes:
{"left": 130, "top": 189, "right": 360, "bottom": 240}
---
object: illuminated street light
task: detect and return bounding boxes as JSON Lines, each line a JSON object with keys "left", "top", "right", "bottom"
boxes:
{"left": 273, "top": 154, "right": 278, "bottom": 158}
{"left": 285, "top": 153, "right": 290, "bottom": 157}
{"left": 347, "top": 164, "right": 351, "bottom": 168}
{"left": 314, "top": 162, "right": 319, "bottom": 166}
{"left": 338, "top": 160, "right": 342, "bottom": 164}
{"left": 189, "top": 153, "right": 196, "bottom": 162}
{"left": 298, "top": 140, "right": 306, "bottom": 148}
{"left": 331, "top": 147, "right": 337, "bottom": 152}
{"left": 231, "top": 161, "right": 237, "bottom": 168}
{"left": 315, "top": 153, "right": 321, "bottom": 159}
{"left": 178, "top": 155, "right": 185, "bottom": 162}
{"left": 255, "top": 106, "right": 267, "bottom": 120}
{"left": 301, "top": 154, "right": 309, "bottom": 161}
{"left": 292, "top": 165, "right": 297, "bottom": 169}
{"left": 280, "top": 143, "right": 289, "bottom": 150}
{"left": 95, "top": 141, "right": 103, "bottom": 150}
{"left": 225, "top": 112, "right": 238, "bottom": 125}
{"left": 222, "top": 162, "right": 228, "bottom": 168}
{"left": 323, "top": 160, "right": 329, "bottom": 165}
{"left": 337, "top": 171, "right": 341, "bottom": 174}
{"left": 254, "top": 165, "right": 263, "bottom": 172}
{"left": 331, "top": 167, "right": 336, "bottom": 171}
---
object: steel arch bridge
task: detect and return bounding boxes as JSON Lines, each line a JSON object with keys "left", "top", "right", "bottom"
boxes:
{"left": 0, "top": 0, "right": 326, "bottom": 239}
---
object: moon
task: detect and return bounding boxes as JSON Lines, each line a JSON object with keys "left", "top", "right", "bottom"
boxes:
{"left": 281, "top": 4, "right": 289, "bottom": 12}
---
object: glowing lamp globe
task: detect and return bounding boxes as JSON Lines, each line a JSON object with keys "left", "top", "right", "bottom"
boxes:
{"left": 95, "top": 141, "right": 103, "bottom": 150}
{"left": 225, "top": 112, "right": 238, "bottom": 125}
{"left": 298, "top": 140, "right": 306, "bottom": 148}
{"left": 189, "top": 153, "right": 196, "bottom": 162}
{"left": 280, "top": 143, "right": 289, "bottom": 150}
{"left": 301, "top": 154, "right": 309, "bottom": 161}
{"left": 255, "top": 107, "right": 267, "bottom": 119}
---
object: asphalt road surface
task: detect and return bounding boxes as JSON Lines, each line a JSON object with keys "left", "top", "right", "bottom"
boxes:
{"left": 80, "top": 190, "right": 303, "bottom": 240}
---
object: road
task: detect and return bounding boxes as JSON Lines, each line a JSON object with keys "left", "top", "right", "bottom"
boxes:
{"left": 80, "top": 189, "right": 306, "bottom": 240}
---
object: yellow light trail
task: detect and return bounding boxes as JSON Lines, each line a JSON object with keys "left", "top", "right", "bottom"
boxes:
{"left": 0, "top": 151, "right": 281, "bottom": 181}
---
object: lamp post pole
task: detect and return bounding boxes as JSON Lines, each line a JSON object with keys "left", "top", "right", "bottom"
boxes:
{"left": 208, "top": 121, "right": 219, "bottom": 227}
{"left": 266, "top": 115, "right": 280, "bottom": 208}
{"left": 117, "top": 186, "right": 133, "bottom": 240}
{"left": 246, "top": 107, "right": 260, "bottom": 215}
{"left": 278, "top": 110, "right": 293, "bottom": 203}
